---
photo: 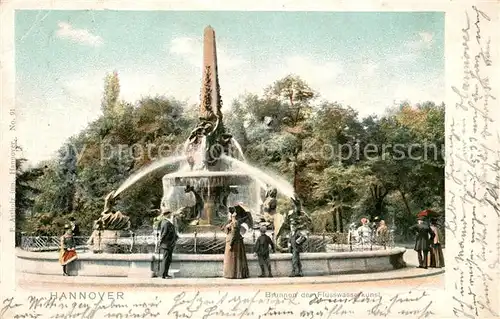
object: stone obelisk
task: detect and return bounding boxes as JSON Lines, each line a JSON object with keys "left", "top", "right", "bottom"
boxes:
{"left": 200, "top": 25, "right": 223, "bottom": 121}
{"left": 183, "top": 26, "right": 235, "bottom": 230}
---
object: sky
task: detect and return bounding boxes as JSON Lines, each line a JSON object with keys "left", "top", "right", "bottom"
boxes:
{"left": 15, "top": 10, "right": 444, "bottom": 164}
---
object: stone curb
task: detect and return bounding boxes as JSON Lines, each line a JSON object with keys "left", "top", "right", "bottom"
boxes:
{"left": 17, "top": 267, "right": 444, "bottom": 288}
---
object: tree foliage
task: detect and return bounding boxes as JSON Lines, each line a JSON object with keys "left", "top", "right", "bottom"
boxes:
{"left": 17, "top": 74, "right": 445, "bottom": 242}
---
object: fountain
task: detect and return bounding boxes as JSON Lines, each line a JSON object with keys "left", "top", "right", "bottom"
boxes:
{"left": 139, "top": 25, "right": 310, "bottom": 255}
{"left": 153, "top": 26, "right": 264, "bottom": 235}
{"left": 16, "top": 26, "right": 406, "bottom": 279}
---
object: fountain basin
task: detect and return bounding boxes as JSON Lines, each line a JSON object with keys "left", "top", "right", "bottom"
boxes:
{"left": 16, "top": 247, "right": 406, "bottom": 278}
{"left": 79, "top": 233, "right": 337, "bottom": 254}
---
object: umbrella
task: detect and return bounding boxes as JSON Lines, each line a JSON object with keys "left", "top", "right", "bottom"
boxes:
{"left": 233, "top": 204, "right": 254, "bottom": 228}
{"left": 417, "top": 209, "right": 437, "bottom": 218}
{"left": 234, "top": 203, "right": 251, "bottom": 213}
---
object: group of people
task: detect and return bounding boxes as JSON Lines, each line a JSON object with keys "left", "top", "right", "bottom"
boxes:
{"left": 351, "top": 217, "right": 390, "bottom": 246}
{"left": 222, "top": 213, "right": 306, "bottom": 278}
{"left": 157, "top": 209, "right": 306, "bottom": 279}
{"left": 409, "top": 217, "right": 445, "bottom": 269}
{"left": 59, "top": 210, "right": 445, "bottom": 278}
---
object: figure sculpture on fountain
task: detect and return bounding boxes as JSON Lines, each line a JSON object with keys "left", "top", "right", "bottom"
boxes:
{"left": 261, "top": 188, "right": 278, "bottom": 225}
{"left": 186, "top": 117, "right": 223, "bottom": 171}
{"left": 163, "top": 185, "right": 206, "bottom": 232}
{"left": 87, "top": 191, "right": 132, "bottom": 253}
{"left": 184, "top": 185, "right": 205, "bottom": 225}
{"left": 98, "top": 191, "right": 131, "bottom": 232}
{"left": 215, "top": 185, "right": 238, "bottom": 218}
{"left": 187, "top": 111, "right": 233, "bottom": 171}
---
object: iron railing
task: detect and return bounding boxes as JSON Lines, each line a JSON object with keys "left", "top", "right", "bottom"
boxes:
{"left": 19, "top": 230, "right": 395, "bottom": 254}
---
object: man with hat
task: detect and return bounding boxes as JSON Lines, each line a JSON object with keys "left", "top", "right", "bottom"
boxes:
{"left": 409, "top": 216, "right": 435, "bottom": 269}
{"left": 158, "top": 210, "right": 179, "bottom": 279}
{"left": 287, "top": 221, "right": 304, "bottom": 277}
{"left": 254, "top": 225, "right": 275, "bottom": 277}
{"left": 68, "top": 216, "right": 80, "bottom": 244}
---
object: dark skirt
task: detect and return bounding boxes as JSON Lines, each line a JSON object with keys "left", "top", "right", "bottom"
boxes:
{"left": 59, "top": 249, "right": 78, "bottom": 265}
{"left": 429, "top": 244, "right": 444, "bottom": 268}
{"left": 223, "top": 240, "right": 249, "bottom": 279}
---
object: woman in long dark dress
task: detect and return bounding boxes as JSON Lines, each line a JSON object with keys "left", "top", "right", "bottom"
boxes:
{"left": 59, "top": 224, "right": 78, "bottom": 276}
{"left": 223, "top": 213, "right": 249, "bottom": 279}
{"left": 376, "top": 220, "right": 389, "bottom": 247}
{"left": 429, "top": 218, "right": 445, "bottom": 268}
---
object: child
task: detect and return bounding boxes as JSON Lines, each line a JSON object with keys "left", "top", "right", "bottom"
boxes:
{"left": 254, "top": 226, "right": 275, "bottom": 277}
{"left": 60, "top": 224, "right": 78, "bottom": 276}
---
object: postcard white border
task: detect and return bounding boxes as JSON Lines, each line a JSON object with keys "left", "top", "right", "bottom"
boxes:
{"left": 1, "top": 1, "right": 499, "bottom": 318}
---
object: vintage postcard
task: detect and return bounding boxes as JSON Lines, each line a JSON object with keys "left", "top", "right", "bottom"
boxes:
{"left": 1, "top": 0, "right": 499, "bottom": 318}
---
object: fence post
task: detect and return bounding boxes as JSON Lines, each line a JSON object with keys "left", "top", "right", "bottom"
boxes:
{"left": 370, "top": 232, "right": 373, "bottom": 251}
{"left": 98, "top": 231, "right": 101, "bottom": 252}
{"left": 306, "top": 232, "right": 310, "bottom": 252}
{"left": 349, "top": 231, "right": 352, "bottom": 251}
{"left": 20, "top": 232, "right": 25, "bottom": 250}
{"left": 194, "top": 231, "right": 197, "bottom": 254}
{"left": 322, "top": 232, "right": 326, "bottom": 252}
{"left": 114, "top": 231, "right": 118, "bottom": 253}
{"left": 131, "top": 232, "right": 135, "bottom": 253}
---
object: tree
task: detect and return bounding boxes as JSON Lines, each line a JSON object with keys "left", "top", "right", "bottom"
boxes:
{"left": 20, "top": 73, "right": 445, "bottom": 241}
{"left": 264, "top": 74, "right": 315, "bottom": 125}
{"left": 312, "top": 102, "right": 363, "bottom": 165}
{"left": 101, "top": 71, "right": 122, "bottom": 116}
{"left": 264, "top": 75, "right": 316, "bottom": 194}
{"left": 15, "top": 155, "right": 44, "bottom": 244}
{"left": 312, "top": 164, "right": 370, "bottom": 231}
{"left": 225, "top": 99, "right": 249, "bottom": 150}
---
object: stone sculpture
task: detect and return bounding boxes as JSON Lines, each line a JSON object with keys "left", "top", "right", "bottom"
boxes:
{"left": 262, "top": 188, "right": 278, "bottom": 222}
{"left": 215, "top": 185, "right": 238, "bottom": 218}
{"left": 165, "top": 185, "right": 206, "bottom": 232}
{"left": 98, "top": 191, "right": 131, "bottom": 231}
{"left": 184, "top": 185, "right": 205, "bottom": 225}
{"left": 185, "top": 26, "right": 232, "bottom": 173}
{"left": 86, "top": 190, "right": 132, "bottom": 253}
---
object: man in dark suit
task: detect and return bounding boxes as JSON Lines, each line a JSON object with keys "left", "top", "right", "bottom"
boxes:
{"left": 288, "top": 222, "right": 304, "bottom": 277}
{"left": 409, "top": 216, "right": 435, "bottom": 269}
{"left": 159, "top": 211, "right": 178, "bottom": 279}
{"left": 69, "top": 217, "right": 80, "bottom": 244}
